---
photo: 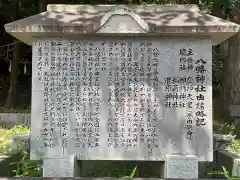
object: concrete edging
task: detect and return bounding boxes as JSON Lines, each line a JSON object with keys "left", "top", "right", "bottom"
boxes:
{"left": 0, "top": 113, "right": 30, "bottom": 128}
{"left": 216, "top": 149, "right": 240, "bottom": 176}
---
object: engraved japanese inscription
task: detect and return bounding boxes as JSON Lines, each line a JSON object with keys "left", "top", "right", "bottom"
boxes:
{"left": 31, "top": 37, "right": 212, "bottom": 161}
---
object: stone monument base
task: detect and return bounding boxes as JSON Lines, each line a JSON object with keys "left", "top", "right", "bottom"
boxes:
{"left": 43, "top": 156, "right": 80, "bottom": 177}
{"left": 162, "top": 155, "right": 198, "bottom": 179}
{"left": 42, "top": 155, "right": 198, "bottom": 178}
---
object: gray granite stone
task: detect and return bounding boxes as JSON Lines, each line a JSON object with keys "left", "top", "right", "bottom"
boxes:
{"left": 43, "top": 155, "right": 80, "bottom": 177}
{"left": 30, "top": 37, "right": 213, "bottom": 161}
{"left": 12, "top": 133, "right": 31, "bottom": 151}
{"left": 4, "top": 5, "right": 240, "bottom": 45}
{"left": 233, "top": 158, "right": 240, "bottom": 177}
{"left": 164, "top": 155, "right": 198, "bottom": 179}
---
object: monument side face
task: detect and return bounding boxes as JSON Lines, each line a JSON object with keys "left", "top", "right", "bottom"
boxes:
{"left": 30, "top": 37, "right": 212, "bottom": 161}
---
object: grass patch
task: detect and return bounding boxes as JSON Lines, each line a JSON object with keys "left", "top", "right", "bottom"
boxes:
{"left": 0, "top": 125, "right": 30, "bottom": 154}
{"left": 230, "top": 139, "right": 240, "bottom": 154}
{"left": 0, "top": 128, "right": 7, "bottom": 138}
{"left": 213, "top": 120, "right": 240, "bottom": 136}
{"left": 0, "top": 106, "right": 30, "bottom": 113}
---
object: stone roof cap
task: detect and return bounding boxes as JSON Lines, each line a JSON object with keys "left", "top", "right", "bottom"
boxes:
{"left": 47, "top": 4, "right": 200, "bottom": 12}
{"left": 4, "top": 4, "right": 240, "bottom": 45}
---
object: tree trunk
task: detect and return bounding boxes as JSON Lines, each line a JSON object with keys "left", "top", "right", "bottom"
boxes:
{"left": 38, "top": 0, "right": 46, "bottom": 13}
{"left": 221, "top": 8, "right": 240, "bottom": 119}
{"left": 222, "top": 32, "right": 240, "bottom": 118}
{"left": 5, "top": 0, "right": 22, "bottom": 109}
{"left": 5, "top": 42, "right": 22, "bottom": 109}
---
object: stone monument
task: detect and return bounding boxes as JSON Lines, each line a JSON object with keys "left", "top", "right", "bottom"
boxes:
{"left": 5, "top": 4, "right": 240, "bottom": 179}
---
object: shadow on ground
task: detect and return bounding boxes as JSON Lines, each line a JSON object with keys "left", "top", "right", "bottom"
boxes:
{"left": 0, "top": 152, "right": 23, "bottom": 177}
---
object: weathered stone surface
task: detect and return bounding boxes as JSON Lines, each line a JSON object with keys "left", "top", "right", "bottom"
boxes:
{"left": 164, "top": 155, "right": 198, "bottom": 179}
{"left": 233, "top": 158, "right": 240, "bottom": 177}
{"left": 43, "top": 156, "right": 79, "bottom": 177}
{"left": 12, "top": 133, "right": 31, "bottom": 151}
{"left": 4, "top": 5, "right": 240, "bottom": 45}
{"left": 31, "top": 37, "right": 212, "bottom": 162}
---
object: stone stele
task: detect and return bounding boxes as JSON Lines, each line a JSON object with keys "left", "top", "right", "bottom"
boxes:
{"left": 4, "top": 4, "right": 240, "bottom": 178}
